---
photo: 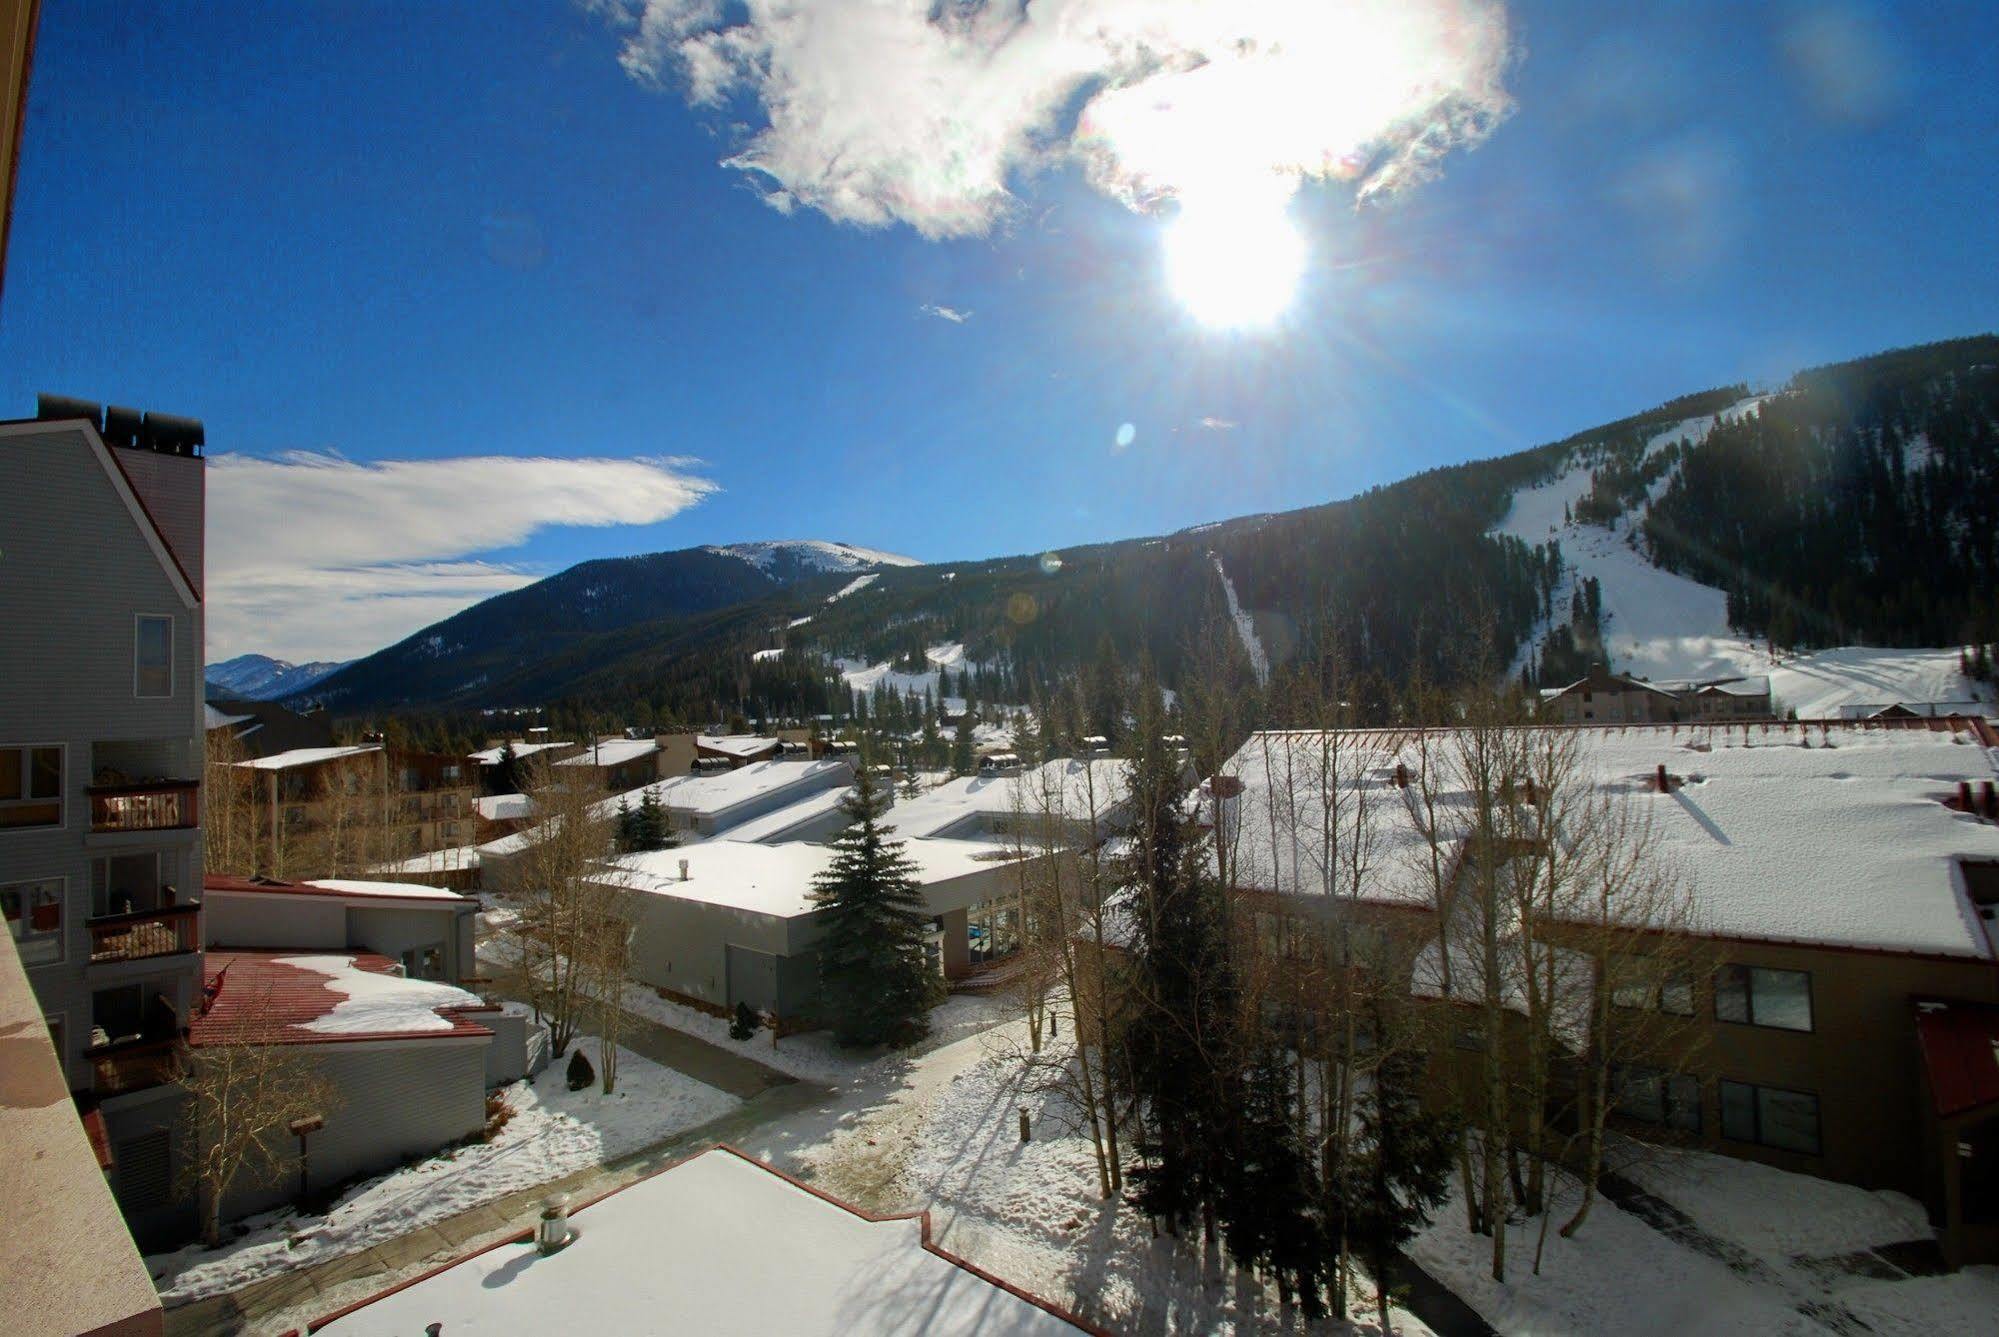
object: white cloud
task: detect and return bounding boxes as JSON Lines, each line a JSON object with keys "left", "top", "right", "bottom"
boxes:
{"left": 206, "top": 452, "right": 716, "bottom": 662}
{"left": 1197, "top": 416, "right": 1239, "bottom": 431}
{"left": 920, "top": 303, "right": 972, "bottom": 323}
{"left": 599, "top": 0, "right": 1514, "bottom": 238}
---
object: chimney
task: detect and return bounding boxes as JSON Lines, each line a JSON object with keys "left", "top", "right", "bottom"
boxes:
{"left": 1983, "top": 781, "right": 1998, "bottom": 820}
{"left": 1959, "top": 781, "right": 1974, "bottom": 812}
{"left": 1655, "top": 763, "right": 1669, "bottom": 793}
{"left": 41, "top": 397, "right": 207, "bottom": 597}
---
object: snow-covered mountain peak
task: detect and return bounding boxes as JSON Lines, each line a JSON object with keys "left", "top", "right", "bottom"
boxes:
{"left": 704, "top": 540, "right": 921, "bottom": 577}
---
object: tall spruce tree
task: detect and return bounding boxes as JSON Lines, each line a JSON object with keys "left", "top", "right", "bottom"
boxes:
{"left": 810, "top": 764, "right": 935, "bottom": 1047}
{"left": 1347, "top": 1042, "right": 1459, "bottom": 1329}
{"left": 1123, "top": 662, "right": 1238, "bottom": 1239}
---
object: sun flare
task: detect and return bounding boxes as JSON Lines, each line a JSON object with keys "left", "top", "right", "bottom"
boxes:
{"left": 1164, "top": 200, "right": 1307, "bottom": 330}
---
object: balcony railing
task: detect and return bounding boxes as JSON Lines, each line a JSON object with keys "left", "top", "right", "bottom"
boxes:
{"left": 87, "top": 1036, "right": 181, "bottom": 1097}
{"left": 87, "top": 903, "right": 201, "bottom": 965}
{"left": 87, "top": 778, "right": 199, "bottom": 833}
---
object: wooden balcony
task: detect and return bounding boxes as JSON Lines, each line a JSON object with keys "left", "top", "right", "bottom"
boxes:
{"left": 87, "top": 903, "right": 201, "bottom": 965}
{"left": 86, "top": 1035, "right": 181, "bottom": 1097}
{"left": 87, "top": 778, "right": 199, "bottom": 833}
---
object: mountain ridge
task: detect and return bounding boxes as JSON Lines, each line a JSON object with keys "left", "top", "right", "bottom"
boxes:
{"left": 294, "top": 335, "right": 1999, "bottom": 723}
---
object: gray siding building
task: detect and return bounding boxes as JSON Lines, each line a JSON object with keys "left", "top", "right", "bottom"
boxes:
{"left": 0, "top": 408, "right": 207, "bottom": 1230}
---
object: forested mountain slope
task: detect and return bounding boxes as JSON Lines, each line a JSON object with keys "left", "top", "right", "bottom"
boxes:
{"left": 307, "top": 337, "right": 1998, "bottom": 726}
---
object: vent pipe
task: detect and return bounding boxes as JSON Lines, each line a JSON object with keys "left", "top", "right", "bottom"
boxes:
{"left": 1983, "top": 781, "right": 1998, "bottom": 820}
{"left": 1394, "top": 762, "right": 1409, "bottom": 789}
{"left": 536, "top": 1193, "right": 572, "bottom": 1253}
{"left": 1959, "top": 781, "right": 1974, "bottom": 811}
{"left": 679, "top": 858, "right": 690, "bottom": 882}
{"left": 1655, "top": 764, "right": 1669, "bottom": 793}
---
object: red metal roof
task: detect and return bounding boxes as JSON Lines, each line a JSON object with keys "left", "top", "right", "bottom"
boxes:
{"left": 1913, "top": 997, "right": 1999, "bottom": 1119}
{"left": 191, "top": 950, "right": 490, "bottom": 1047}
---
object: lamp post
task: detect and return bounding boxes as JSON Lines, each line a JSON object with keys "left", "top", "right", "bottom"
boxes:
{"left": 289, "top": 1114, "right": 325, "bottom": 1201}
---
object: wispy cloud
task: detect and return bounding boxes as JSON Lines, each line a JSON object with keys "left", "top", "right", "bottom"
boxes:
{"left": 206, "top": 452, "right": 716, "bottom": 662}
{"left": 597, "top": 1, "right": 1513, "bottom": 238}
{"left": 1197, "top": 416, "right": 1239, "bottom": 431}
{"left": 920, "top": 303, "right": 972, "bottom": 323}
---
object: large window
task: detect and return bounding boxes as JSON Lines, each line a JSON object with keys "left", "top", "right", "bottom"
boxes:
{"left": 1714, "top": 964, "right": 1813, "bottom": 1032}
{"left": 0, "top": 746, "right": 63, "bottom": 829}
{"left": 135, "top": 615, "right": 173, "bottom": 698}
{"left": 1719, "top": 1079, "right": 1821, "bottom": 1155}
{"left": 1, "top": 878, "right": 64, "bottom": 965}
{"left": 1614, "top": 1065, "right": 1701, "bottom": 1132}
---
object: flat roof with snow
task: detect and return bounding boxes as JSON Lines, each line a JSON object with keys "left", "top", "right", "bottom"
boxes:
{"left": 475, "top": 792, "right": 532, "bottom": 821}
{"left": 468, "top": 739, "right": 573, "bottom": 764}
{"left": 595, "top": 835, "right": 1020, "bottom": 919}
{"left": 555, "top": 737, "right": 661, "bottom": 767}
{"left": 1222, "top": 721, "right": 1999, "bottom": 959}
{"left": 885, "top": 758, "right": 1132, "bottom": 838}
{"left": 204, "top": 874, "right": 472, "bottom": 904}
{"left": 313, "top": 1145, "right": 1089, "bottom": 1336}
{"left": 699, "top": 733, "right": 782, "bottom": 758}
{"left": 628, "top": 757, "right": 851, "bottom": 820}
{"left": 233, "top": 743, "right": 380, "bottom": 771}
{"left": 717, "top": 782, "right": 856, "bottom": 843}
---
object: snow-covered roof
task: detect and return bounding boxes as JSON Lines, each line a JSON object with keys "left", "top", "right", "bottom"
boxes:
{"left": 639, "top": 757, "right": 851, "bottom": 820}
{"left": 312, "top": 1145, "right": 1085, "bottom": 1335}
{"left": 698, "top": 733, "right": 782, "bottom": 759}
{"left": 192, "top": 952, "right": 488, "bottom": 1046}
{"left": 595, "top": 835, "right": 1019, "bottom": 919}
{"left": 203, "top": 874, "right": 471, "bottom": 905}
{"left": 885, "top": 759, "right": 1132, "bottom": 839}
{"left": 717, "top": 783, "right": 856, "bottom": 844}
{"left": 475, "top": 792, "right": 532, "bottom": 821}
{"left": 1219, "top": 722, "right": 1999, "bottom": 959}
{"left": 371, "top": 847, "right": 482, "bottom": 875}
{"left": 234, "top": 743, "right": 380, "bottom": 771}
{"left": 468, "top": 739, "right": 573, "bottom": 764}
{"left": 554, "top": 738, "right": 660, "bottom": 767}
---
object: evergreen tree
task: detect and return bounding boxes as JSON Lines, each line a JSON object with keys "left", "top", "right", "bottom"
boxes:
{"left": 951, "top": 712, "right": 975, "bottom": 776}
{"left": 810, "top": 765, "right": 935, "bottom": 1047}
{"left": 1222, "top": 1049, "right": 1328, "bottom": 1316}
{"left": 1347, "top": 1043, "right": 1459, "bottom": 1329}
{"left": 1123, "top": 666, "right": 1238, "bottom": 1237}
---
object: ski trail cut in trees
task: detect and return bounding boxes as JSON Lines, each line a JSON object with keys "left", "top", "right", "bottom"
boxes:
{"left": 1211, "top": 554, "right": 1271, "bottom": 686}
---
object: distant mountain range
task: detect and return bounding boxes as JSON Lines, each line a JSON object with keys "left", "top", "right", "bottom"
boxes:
{"left": 205, "top": 654, "right": 349, "bottom": 701}
{"left": 297, "top": 539, "right": 918, "bottom": 710}
{"left": 288, "top": 337, "right": 1999, "bottom": 724}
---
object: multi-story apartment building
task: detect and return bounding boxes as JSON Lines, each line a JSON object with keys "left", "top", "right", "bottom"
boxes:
{"left": 1538, "top": 662, "right": 1774, "bottom": 723}
{"left": 0, "top": 398, "right": 208, "bottom": 1238}
{"left": 231, "top": 742, "right": 477, "bottom": 876}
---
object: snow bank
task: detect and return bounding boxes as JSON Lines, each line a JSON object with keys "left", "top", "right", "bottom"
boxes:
{"left": 146, "top": 1039, "right": 738, "bottom": 1303}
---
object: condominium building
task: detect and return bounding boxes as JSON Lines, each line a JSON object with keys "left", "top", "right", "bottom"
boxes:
{"left": 0, "top": 399, "right": 209, "bottom": 1240}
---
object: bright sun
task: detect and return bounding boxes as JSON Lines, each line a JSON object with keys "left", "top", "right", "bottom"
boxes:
{"left": 1164, "top": 199, "right": 1307, "bottom": 330}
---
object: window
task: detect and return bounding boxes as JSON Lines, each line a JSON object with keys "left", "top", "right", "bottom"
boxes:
{"left": 1614, "top": 1065, "right": 1701, "bottom": 1132}
{"left": 0, "top": 746, "right": 63, "bottom": 828}
{"left": 1, "top": 878, "right": 64, "bottom": 965}
{"left": 1720, "top": 1079, "right": 1821, "bottom": 1155}
{"left": 135, "top": 615, "right": 173, "bottom": 698}
{"left": 1612, "top": 965, "right": 1696, "bottom": 1017}
{"left": 1714, "top": 965, "right": 1813, "bottom": 1031}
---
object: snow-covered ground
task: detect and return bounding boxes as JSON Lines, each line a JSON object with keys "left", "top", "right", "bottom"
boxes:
{"left": 1409, "top": 1144, "right": 1999, "bottom": 1336}
{"left": 739, "top": 1014, "right": 1420, "bottom": 1334}
{"left": 1494, "top": 399, "right": 1993, "bottom": 716}
{"left": 146, "top": 1038, "right": 737, "bottom": 1303}
{"left": 826, "top": 572, "right": 879, "bottom": 602}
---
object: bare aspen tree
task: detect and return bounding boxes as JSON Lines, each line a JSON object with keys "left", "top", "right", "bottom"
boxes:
{"left": 177, "top": 1004, "right": 342, "bottom": 1247}
{"left": 581, "top": 881, "right": 639, "bottom": 1094}
{"left": 505, "top": 760, "right": 617, "bottom": 1057}
{"left": 201, "top": 726, "right": 257, "bottom": 879}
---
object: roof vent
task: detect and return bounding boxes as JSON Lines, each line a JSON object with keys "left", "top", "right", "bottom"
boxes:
{"left": 679, "top": 858, "right": 690, "bottom": 882}
{"left": 35, "top": 393, "right": 102, "bottom": 428}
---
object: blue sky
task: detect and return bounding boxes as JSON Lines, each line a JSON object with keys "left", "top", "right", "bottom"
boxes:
{"left": 2, "top": 1, "right": 1994, "bottom": 661}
